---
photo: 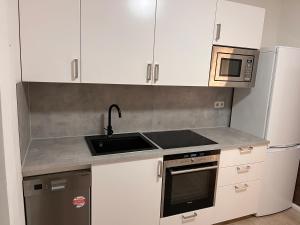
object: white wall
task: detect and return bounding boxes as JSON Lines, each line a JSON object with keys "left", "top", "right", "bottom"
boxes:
{"left": 230, "top": 0, "right": 300, "bottom": 48}
{"left": 0, "top": 0, "right": 26, "bottom": 225}
{"left": 277, "top": 0, "right": 300, "bottom": 47}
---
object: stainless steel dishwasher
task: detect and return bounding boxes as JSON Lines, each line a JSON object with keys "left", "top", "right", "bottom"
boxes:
{"left": 23, "top": 170, "right": 91, "bottom": 225}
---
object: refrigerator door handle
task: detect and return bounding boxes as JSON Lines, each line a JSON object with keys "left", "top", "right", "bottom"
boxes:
{"left": 269, "top": 143, "right": 300, "bottom": 149}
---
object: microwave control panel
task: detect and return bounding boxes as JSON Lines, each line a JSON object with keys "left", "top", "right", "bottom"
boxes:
{"left": 244, "top": 57, "right": 255, "bottom": 81}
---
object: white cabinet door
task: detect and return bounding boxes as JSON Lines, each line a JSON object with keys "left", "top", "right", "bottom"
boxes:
{"left": 153, "top": 0, "right": 217, "bottom": 86}
{"left": 82, "top": 0, "right": 156, "bottom": 85}
{"left": 92, "top": 158, "right": 163, "bottom": 225}
{"left": 19, "top": 0, "right": 80, "bottom": 83}
{"left": 214, "top": 0, "right": 265, "bottom": 49}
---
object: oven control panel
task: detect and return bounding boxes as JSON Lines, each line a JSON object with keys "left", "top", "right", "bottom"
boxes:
{"left": 164, "top": 150, "right": 220, "bottom": 168}
{"left": 165, "top": 155, "right": 220, "bottom": 167}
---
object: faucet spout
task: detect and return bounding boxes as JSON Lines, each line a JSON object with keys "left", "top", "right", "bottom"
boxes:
{"left": 106, "top": 104, "right": 122, "bottom": 136}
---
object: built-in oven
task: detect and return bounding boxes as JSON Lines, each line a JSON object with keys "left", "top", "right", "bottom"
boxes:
{"left": 161, "top": 150, "right": 220, "bottom": 218}
{"left": 209, "top": 45, "right": 259, "bottom": 88}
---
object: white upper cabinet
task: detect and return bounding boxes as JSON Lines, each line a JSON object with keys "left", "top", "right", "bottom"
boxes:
{"left": 92, "top": 158, "right": 163, "bottom": 225}
{"left": 82, "top": 0, "right": 217, "bottom": 86}
{"left": 153, "top": 0, "right": 217, "bottom": 86}
{"left": 19, "top": 0, "right": 80, "bottom": 83}
{"left": 19, "top": 0, "right": 265, "bottom": 84}
{"left": 214, "top": 0, "right": 265, "bottom": 49}
{"left": 81, "top": 0, "right": 156, "bottom": 85}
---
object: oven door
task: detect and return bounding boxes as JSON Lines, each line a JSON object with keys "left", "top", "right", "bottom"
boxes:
{"left": 162, "top": 162, "right": 218, "bottom": 217}
{"left": 214, "top": 53, "right": 254, "bottom": 82}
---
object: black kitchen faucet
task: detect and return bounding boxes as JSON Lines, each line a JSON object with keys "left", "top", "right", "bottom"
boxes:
{"left": 106, "top": 104, "right": 122, "bottom": 136}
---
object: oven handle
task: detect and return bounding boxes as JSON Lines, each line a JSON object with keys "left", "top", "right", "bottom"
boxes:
{"left": 170, "top": 165, "right": 218, "bottom": 175}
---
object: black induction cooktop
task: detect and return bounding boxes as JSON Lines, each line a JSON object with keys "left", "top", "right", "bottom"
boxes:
{"left": 143, "top": 130, "right": 217, "bottom": 149}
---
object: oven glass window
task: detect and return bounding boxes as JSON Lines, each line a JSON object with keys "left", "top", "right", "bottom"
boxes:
{"left": 163, "top": 163, "right": 217, "bottom": 217}
{"left": 171, "top": 170, "right": 210, "bottom": 205}
{"left": 220, "top": 58, "right": 242, "bottom": 77}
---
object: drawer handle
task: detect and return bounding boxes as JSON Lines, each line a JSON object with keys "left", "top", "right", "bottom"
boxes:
{"left": 237, "top": 165, "right": 251, "bottom": 173}
{"left": 235, "top": 184, "right": 249, "bottom": 192}
{"left": 182, "top": 212, "right": 197, "bottom": 220}
{"left": 239, "top": 146, "right": 253, "bottom": 154}
{"left": 171, "top": 166, "right": 218, "bottom": 175}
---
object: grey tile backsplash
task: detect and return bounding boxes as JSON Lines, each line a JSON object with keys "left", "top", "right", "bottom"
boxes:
{"left": 27, "top": 83, "right": 233, "bottom": 139}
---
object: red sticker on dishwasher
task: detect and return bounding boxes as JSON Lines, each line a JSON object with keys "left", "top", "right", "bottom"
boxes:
{"left": 72, "top": 196, "right": 86, "bottom": 208}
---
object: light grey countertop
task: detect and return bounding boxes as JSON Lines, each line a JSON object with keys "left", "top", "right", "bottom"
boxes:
{"left": 22, "top": 127, "right": 269, "bottom": 177}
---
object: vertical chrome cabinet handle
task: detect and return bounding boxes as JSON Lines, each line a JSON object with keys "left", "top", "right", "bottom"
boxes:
{"left": 72, "top": 59, "right": 79, "bottom": 80}
{"left": 182, "top": 212, "right": 197, "bottom": 220}
{"left": 157, "top": 160, "right": 163, "bottom": 178}
{"left": 216, "top": 24, "right": 221, "bottom": 41}
{"left": 146, "top": 63, "right": 152, "bottom": 82}
{"left": 154, "top": 64, "right": 159, "bottom": 82}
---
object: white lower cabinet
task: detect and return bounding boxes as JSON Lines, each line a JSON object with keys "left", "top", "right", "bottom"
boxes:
{"left": 214, "top": 145, "right": 267, "bottom": 224}
{"left": 92, "top": 146, "right": 267, "bottom": 225}
{"left": 214, "top": 180, "right": 260, "bottom": 224}
{"left": 92, "top": 158, "right": 163, "bottom": 225}
{"left": 160, "top": 207, "right": 214, "bottom": 225}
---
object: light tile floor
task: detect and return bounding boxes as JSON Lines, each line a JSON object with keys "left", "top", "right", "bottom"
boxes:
{"left": 219, "top": 209, "right": 300, "bottom": 225}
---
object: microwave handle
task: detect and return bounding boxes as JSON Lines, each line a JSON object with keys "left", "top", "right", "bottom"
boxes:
{"left": 215, "top": 24, "right": 221, "bottom": 41}
{"left": 170, "top": 165, "right": 218, "bottom": 175}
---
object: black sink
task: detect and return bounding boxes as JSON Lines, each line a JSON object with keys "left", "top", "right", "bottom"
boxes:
{"left": 85, "top": 133, "right": 157, "bottom": 156}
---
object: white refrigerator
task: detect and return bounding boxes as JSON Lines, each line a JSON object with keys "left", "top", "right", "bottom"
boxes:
{"left": 231, "top": 46, "right": 300, "bottom": 216}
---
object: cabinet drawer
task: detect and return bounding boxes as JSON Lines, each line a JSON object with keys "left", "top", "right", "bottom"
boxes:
{"left": 217, "top": 162, "right": 263, "bottom": 187}
{"left": 220, "top": 145, "right": 266, "bottom": 167}
{"left": 160, "top": 207, "right": 213, "bottom": 225}
{"left": 214, "top": 180, "right": 260, "bottom": 224}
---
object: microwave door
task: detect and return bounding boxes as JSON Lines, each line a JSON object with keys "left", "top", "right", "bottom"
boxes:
{"left": 215, "top": 54, "right": 248, "bottom": 82}
{"left": 209, "top": 46, "right": 259, "bottom": 88}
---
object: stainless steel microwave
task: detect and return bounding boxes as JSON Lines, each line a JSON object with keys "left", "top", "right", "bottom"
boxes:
{"left": 209, "top": 46, "right": 259, "bottom": 88}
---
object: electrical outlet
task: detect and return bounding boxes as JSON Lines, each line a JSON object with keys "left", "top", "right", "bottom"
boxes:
{"left": 219, "top": 101, "right": 225, "bottom": 108}
{"left": 214, "top": 101, "right": 225, "bottom": 109}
